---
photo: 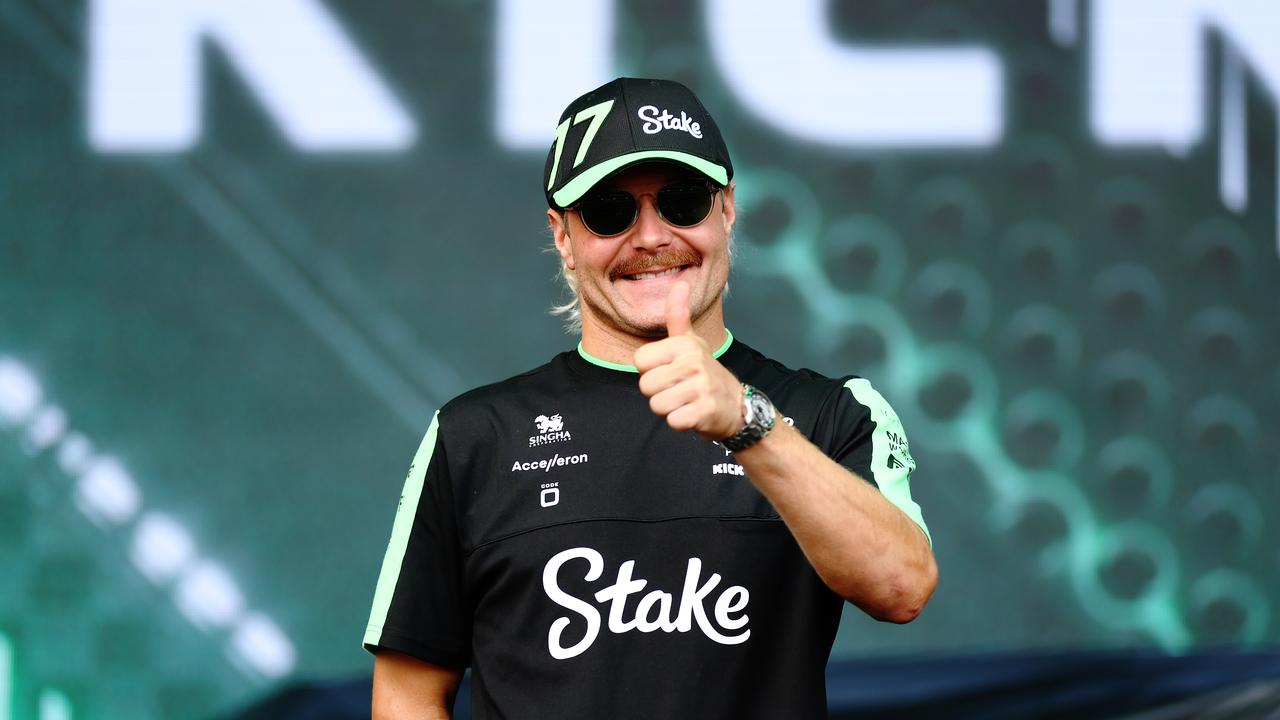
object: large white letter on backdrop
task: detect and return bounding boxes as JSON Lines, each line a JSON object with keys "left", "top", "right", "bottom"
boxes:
{"left": 704, "top": 0, "right": 1003, "bottom": 147}
{"left": 1092, "top": 0, "right": 1280, "bottom": 150}
{"left": 88, "top": 0, "right": 416, "bottom": 152}
{"left": 495, "top": 0, "right": 614, "bottom": 150}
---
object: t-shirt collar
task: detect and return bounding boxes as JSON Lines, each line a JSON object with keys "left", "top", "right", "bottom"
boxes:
{"left": 576, "top": 329, "right": 735, "bottom": 374}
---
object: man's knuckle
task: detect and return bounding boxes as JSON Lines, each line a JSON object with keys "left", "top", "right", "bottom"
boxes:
{"left": 649, "top": 395, "right": 667, "bottom": 415}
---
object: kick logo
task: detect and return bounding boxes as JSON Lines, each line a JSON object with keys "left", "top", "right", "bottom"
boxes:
{"left": 712, "top": 462, "right": 744, "bottom": 476}
{"left": 542, "top": 547, "right": 750, "bottom": 660}
{"left": 530, "top": 413, "right": 572, "bottom": 447}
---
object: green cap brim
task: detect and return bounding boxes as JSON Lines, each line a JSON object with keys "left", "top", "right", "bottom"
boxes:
{"left": 552, "top": 150, "right": 730, "bottom": 208}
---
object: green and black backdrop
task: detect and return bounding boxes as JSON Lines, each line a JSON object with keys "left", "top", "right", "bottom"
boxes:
{"left": 1, "top": 1, "right": 1277, "bottom": 718}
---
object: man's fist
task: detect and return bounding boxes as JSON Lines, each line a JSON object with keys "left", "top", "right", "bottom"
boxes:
{"left": 634, "top": 281, "right": 744, "bottom": 442}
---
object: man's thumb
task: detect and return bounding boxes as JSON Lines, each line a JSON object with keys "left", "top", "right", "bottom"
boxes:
{"left": 666, "top": 281, "right": 692, "bottom": 336}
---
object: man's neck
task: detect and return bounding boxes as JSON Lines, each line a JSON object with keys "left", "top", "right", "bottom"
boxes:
{"left": 579, "top": 309, "right": 728, "bottom": 368}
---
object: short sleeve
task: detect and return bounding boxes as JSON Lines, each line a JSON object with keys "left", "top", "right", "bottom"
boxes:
{"left": 825, "top": 378, "right": 931, "bottom": 546}
{"left": 363, "top": 411, "right": 471, "bottom": 668}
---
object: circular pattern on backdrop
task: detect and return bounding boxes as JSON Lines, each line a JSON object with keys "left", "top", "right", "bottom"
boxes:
{"left": 1189, "top": 570, "right": 1270, "bottom": 644}
{"left": 829, "top": 321, "right": 888, "bottom": 375}
{"left": 907, "top": 345, "right": 998, "bottom": 436}
{"left": 1184, "top": 483, "right": 1263, "bottom": 559}
{"left": 1002, "top": 390, "right": 1085, "bottom": 470}
{"left": 1099, "top": 545, "right": 1160, "bottom": 601}
{"left": 1084, "top": 522, "right": 1180, "bottom": 620}
{"left": 1001, "top": 220, "right": 1078, "bottom": 287}
{"left": 1091, "top": 351, "right": 1172, "bottom": 427}
{"left": 821, "top": 214, "right": 907, "bottom": 295}
{"left": 907, "top": 261, "right": 993, "bottom": 340}
{"left": 808, "top": 297, "right": 913, "bottom": 368}
{"left": 1007, "top": 494, "right": 1071, "bottom": 550}
{"left": 733, "top": 168, "right": 823, "bottom": 251}
{"left": 916, "top": 369, "right": 975, "bottom": 424}
{"left": 1092, "top": 264, "right": 1167, "bottom": 330}
{"left": 1096, "top": 436, "right": 1174, "bottom": 515}
{"left": 1180, "top": 218, "right": 1255, "bottom": 288}
{"left": 1186, "top": 307, "right": 1257, "bottom": 370}
{"left": 1184, "top": 395, "right": 1259, "bottom": 456}
{"left": 1095, "top": 176, "right": 1163, "bottom": 245}
{"left": 1000, "top": 305, "right": 1081, "bottom": 377}
{"left": 906, "top": 176, "right": 990, "bottom": 245}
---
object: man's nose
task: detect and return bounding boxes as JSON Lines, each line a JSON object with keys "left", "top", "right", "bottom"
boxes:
{"left": 630, "top": 195, "right": 670, "bottom": 250}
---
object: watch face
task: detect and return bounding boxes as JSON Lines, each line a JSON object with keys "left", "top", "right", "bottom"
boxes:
{"left": 747, "top": 391, "right": 776, "bottom": 431}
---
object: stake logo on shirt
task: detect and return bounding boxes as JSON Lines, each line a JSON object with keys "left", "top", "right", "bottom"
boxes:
{"left": 542, "top": 547, "right": 751, "bottom": 660}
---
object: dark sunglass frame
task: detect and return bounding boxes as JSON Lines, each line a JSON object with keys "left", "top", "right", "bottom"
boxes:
{"left": 573, "top": 181, "right": 721, "bottom": 237}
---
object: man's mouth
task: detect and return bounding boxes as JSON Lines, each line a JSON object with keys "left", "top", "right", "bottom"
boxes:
{"left": 621, "top": 265, "right": 687, "bottom": 281}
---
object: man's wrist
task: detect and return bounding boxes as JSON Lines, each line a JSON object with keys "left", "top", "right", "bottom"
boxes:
{"left": 719, "top": 384, "right": 777, "bottom": 452}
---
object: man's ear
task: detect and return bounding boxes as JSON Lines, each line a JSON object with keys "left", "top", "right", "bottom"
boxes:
{"left": 720, "top": 182, "right": 737, "bottom": 235}
{"left": 548, "top": 208, "right": 576, "bottom": 270}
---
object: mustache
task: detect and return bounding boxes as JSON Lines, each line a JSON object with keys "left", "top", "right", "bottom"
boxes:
{"left": 609, "top": 249, "right": 702, "bottom": 280}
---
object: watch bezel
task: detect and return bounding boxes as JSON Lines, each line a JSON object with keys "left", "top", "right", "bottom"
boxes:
{"left": 720, "top": 384, "right": 776, "bottom": 452}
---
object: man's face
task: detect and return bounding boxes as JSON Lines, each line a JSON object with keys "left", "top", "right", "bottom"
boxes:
{"left": 550, "top": 163, "right": 737, "bottom": 338}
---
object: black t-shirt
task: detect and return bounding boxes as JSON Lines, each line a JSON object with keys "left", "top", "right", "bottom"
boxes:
{"left": 364, "top": 334, "right": 929, "bottom": 719}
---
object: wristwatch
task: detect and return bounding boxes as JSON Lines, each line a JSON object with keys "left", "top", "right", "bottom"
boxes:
{"left": 719, "top": 384, "right": 777, "bottom": 452}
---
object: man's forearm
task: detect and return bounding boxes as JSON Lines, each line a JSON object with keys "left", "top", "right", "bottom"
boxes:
{"left": 628, "top": 295, "right": 936, "bottom": 620}
{"left": 733, "top": 420, "right": 937, "bottom": 622}
{"left": 372, "top": 651, "right": 461, "bottom": 720}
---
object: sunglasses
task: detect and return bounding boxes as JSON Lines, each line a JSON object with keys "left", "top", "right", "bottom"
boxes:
{"left": 574, "top": 181, "right": 720, "bottom": 237}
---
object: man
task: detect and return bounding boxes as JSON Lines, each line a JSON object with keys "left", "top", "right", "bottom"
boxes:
{"left": 364, "top": 77, "right": 936, "bottom": 719}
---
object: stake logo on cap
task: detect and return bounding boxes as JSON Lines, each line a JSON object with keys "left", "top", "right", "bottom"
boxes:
{"left": 543, "top": 77, "right": 734, "bottom": 209}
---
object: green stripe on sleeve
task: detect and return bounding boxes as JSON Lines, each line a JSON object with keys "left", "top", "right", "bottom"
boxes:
{"left": 364, "top": 411, "right": 440, "bottom": 647}
{"left": 843, "top": 379, "right": 931, "bottom": 546}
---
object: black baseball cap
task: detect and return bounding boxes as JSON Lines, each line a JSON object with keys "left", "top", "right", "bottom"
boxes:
{"left": 543, "top": 77, "right": 734, "bottom": 209}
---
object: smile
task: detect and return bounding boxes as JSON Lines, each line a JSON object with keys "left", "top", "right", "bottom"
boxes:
{"left": 620, "top": 265, "right": 691, "bottom": 281}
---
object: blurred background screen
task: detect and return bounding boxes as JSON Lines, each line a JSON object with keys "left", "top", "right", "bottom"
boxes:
{"left": 1, "top": 0, "right": 1277, "bottom": 718}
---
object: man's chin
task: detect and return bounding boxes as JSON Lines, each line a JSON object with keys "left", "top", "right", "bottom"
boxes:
{"left": 600, "top": 301, "right": 664, "bottom": 334}
{"left": 581, "top": 294, "right": 679, "bottom": 338}
{"left": 616, "top": 317, "right": 668, "bottom": 338}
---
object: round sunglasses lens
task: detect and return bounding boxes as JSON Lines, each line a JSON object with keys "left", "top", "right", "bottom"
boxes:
{"left": 658, "top": 184, "right": 715, "bottom": 227}
{"left": 579, "top": 193, "right": 636, "bottom": 236}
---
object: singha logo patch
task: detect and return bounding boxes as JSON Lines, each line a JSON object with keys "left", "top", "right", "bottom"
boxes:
{"left": 530, "top": 413, "right": 571, "bottom": 447}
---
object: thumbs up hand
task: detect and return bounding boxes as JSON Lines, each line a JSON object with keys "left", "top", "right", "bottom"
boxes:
{"left": 634, "top": 281, "right": 745, "bottom": 442}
